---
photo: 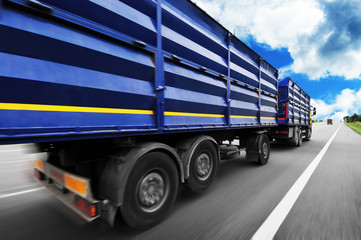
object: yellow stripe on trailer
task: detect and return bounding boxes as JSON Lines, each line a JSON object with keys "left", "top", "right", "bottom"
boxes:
{"left": 261, "top": 117, "right": 276, "bottom": 120}
{"left": 230, "top": 115, "right": 257, "bottom": 119}
{"left": 0, "top": 103, "right": 153, "bottom": 115}
{"left": 165, "top": 111, "right": 224, "bottom": 118}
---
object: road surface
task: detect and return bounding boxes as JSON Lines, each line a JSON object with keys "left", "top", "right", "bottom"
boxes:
{"left": 0, "top": 122, "right": 360, "bottom": 240}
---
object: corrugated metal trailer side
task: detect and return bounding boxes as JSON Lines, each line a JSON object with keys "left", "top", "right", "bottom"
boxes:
{"left": 278, "top": 77, "right": 311, "bottom": 126}
{"left": 272, "top": 77, "right": 313, "bottom": 147}
{"left": 0, "top": 0, "right": 278, "bottom": 144}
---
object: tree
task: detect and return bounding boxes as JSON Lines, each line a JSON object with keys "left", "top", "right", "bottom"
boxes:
{"left": 344, "top": 116, "right": 351, "bottom": 122}
{"left": 350, "top": 113, "right": 359, "bottom": 122}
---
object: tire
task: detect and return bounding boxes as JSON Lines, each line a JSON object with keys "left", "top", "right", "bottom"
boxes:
{"left": 293, "top": 127, "right": 299, "bottom": 146}
{"left": 297, "top": 128, "right": 302, "bottom": 147}
{"left": 257, "top": 134, "right": 270, "bottom": 165}
{"left": 121, "top": 152, "right": 179, "bottom": 230}
{"left": 186, "top": 140, "right": 218, "bottom": 193}
{"left": 246, "top": 134, "right": 270, "bottom": 165}
{"left": 304, "top": 127, "right": 312, "bottom": 141}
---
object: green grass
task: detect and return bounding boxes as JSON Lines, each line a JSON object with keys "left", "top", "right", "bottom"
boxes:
{"left": 345, "top": 122, "right": 361, "bottom": 135}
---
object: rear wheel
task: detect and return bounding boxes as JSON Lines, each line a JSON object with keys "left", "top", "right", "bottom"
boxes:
{"left": 297, "top": 128, "right": 303, "bottom": 147}
{"left": 121, "top": 152, "right": 179, "bottom": 229}
{"left": 304, "top": 127, "right": 312, "bottom": 141}
{"left": 258, "top": 134, "right": 270, "bottom": 165}
{"left": 293, "top": 127, "right": 299, "bottom": 146}
{"left": 246, "top": 134, "right": 270, "bottom": 165}
{"left": 186, "top": 140, "right": 218, "bottom": 193}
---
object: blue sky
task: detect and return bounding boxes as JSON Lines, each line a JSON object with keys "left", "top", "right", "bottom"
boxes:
{"left": 192, "top": 0, "right": 361, "bottom": 121}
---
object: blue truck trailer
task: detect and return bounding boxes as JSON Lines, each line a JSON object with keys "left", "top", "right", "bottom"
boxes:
{"left": 0, "top": 0, "right": 314, "bottom": 229}
{"left": 271, "top": 77, "right": 315, "bottom": 146}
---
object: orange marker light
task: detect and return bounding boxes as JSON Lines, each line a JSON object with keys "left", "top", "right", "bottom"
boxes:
{"left": 35, "top": 160, "right": 44, "bottom": 172}
{"left": 64, "top": 173, "right": 87, "bottom": 196}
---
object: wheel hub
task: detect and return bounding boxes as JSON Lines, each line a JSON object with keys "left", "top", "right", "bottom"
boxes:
{"left": 138, "top": 172, "right": 165, "bottom": 212}
{"left": 196, "top": 153, "right": 212, "bottom": 180}
{"left": 262, "top": 142, "right": 269, "bottom": 158}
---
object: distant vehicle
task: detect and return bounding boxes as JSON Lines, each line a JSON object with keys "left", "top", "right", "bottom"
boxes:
{"left": 327, "top": 119, "right": 333, "bottom": 125}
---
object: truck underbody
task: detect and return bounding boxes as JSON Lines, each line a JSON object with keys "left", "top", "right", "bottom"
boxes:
{"left": 33, "top": 124, "right": 312, "bottom": 229}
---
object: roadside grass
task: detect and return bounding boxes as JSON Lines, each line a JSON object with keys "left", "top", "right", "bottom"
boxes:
{"left": 345, "top": 122, "right": 361, "bottom": 135}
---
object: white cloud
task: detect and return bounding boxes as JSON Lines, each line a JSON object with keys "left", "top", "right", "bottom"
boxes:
{"left": 193, "top": 0, "right": 222, "bottom": 20}
{"left": 193, "top": 0, "right": 323, "bottom": 47}
{"left": 191, "top": 0, "right": 361, "bottom": 80}
{"left": 311, "top": 88, "right": 361, "bottom": 121}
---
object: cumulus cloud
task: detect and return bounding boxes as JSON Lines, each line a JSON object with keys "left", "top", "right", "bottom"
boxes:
{"left": 191, "top": 0, "right": 361, "bottom": 80}
{"left": 311, "top": 88, "right": 361, "bottom": 121}
{"left": 293, "top": 0, "right": 361, "bottom": 79}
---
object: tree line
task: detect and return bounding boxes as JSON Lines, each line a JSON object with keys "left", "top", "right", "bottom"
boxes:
{"left": 343, "top": 113, "right": 361, "bottom": 123}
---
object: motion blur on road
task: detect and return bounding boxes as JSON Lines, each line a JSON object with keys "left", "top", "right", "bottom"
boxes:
{"left": 1, "top": 122, "right": 361, "bottom": 240}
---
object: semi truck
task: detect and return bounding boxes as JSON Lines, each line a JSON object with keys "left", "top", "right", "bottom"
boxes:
{"left": 0, "top": 0, "right": 315, "bottom": 229}
{"left": 271, "top": 77, "right": 314, "bottom": 146}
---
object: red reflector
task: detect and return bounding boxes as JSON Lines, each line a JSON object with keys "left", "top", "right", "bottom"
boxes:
{"left": 90, "top": 205, "right": 96, "bottom": 217}
{"left": 34, "top": 168, "right": 45, "bottom": 180}
{"left": 276, "top": 131, "right": 288, "bottom": 134}
{"left": 74, "top": 196, "right": 98, "bottom": 218}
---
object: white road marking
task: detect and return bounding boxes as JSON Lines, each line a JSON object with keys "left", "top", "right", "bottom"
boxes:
{"left": 0, "top": 187, "right": 45, "bottom": 199}
{"left": 251, "top": 124, "right": 342, "bottom": 240}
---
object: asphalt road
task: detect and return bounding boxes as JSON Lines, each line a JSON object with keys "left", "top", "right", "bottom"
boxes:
{"left": 0, "top": 122, "right": 360, "bottom": 240}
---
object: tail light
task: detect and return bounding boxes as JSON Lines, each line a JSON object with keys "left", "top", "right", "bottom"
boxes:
{"left": 34, "top": 168, "right": 45, "bottom": 180}
{"left": 74, "top": 195, "right": 99, "bottom": 218}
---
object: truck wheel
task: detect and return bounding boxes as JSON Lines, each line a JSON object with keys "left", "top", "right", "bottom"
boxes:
{"left": 258, "top": 134, "right": 270, "bottom": 165}
{"left": 304, "top": 127, "right": 312, "bottom": 141}
{"left": 297, "top": 128, "right": 302, "bottom": 147}
{"left": 121, "top": 152, "right": 179, "bottom": 229}
{"left": 186, "top": 140, "right": 218, "bottom": 193}
{"left": 293, "top": 127, "right": 299, "bottom": 146}
{"left": 246, "top": 134, "right": 270, "bottom": 165}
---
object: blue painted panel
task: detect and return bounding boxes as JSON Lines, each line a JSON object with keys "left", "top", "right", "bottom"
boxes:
{"left": 0, "top": 0, "right": 282, "bottom": 143}
{"left": 164, "top": 116, "right": 226, "bottom": 128}
{"left": 277, "top": 77, "right": 310, "bottom": 126}
{"left": 0, "top": 110, "right": 154, "bottom": 129}
{"left": 230, "top": 84, "right": 259, "bottom": 126}
{"left": 164, "top": 61, "right": 227, "bottom": 97}
{"left": 0, "top": 11, "right": 155, "bottom": 82}
{"left": 41, "top": 0, "right": 158, "bottom": 46}
{"left": 0, "top": 2, "right": 156, "bottom": 137}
